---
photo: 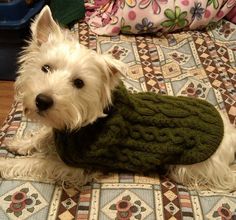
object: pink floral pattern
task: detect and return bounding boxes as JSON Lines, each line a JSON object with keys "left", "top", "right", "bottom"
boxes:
{"left": 4, "top": 188, "right": 42, "bottom": 218}
{"left": 85, "top": 0, "right": 236, "bottom": 35}
{"left": 226, "top": 4, "right": 236, "bottom": 24}
{"left": 109, "top": 195, "right": 147, "bottom": 220}
{"left": 212, "top": 203, "right": 236, "bottom": 220}
{"left": 181, "top": 82, "right": 207, "bottom": 99}
{"left": 139, "top": 0, "right": 168, "bottom": 14}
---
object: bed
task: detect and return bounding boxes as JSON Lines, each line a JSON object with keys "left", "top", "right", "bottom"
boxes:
{"left": 0, "top": 18, "right": 236, "bottom": 219}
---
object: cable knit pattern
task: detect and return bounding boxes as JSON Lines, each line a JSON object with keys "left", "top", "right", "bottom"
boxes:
{"left": 54, "top": 84, "right": 224, "bottom": 173}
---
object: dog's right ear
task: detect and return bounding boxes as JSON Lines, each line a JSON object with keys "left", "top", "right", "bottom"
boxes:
{"left": 31, "top": 5, "right": 61, "bottom": 45}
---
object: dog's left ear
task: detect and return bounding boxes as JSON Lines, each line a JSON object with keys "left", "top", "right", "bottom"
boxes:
{"left": 99, "top": 55, "right": 126, "bottom": 107}
{"left": 102, "top": 55, "right": 125, "bottom": 89}
{"left": 31, "top": 5, "right": 61, "bottom": 45}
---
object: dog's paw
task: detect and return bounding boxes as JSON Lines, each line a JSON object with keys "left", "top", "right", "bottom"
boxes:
{"left": 5, "top": 145, "right": 36, "bottom": 156}
{"left": 5, "top": 139, "right": 36, "bottom": 156}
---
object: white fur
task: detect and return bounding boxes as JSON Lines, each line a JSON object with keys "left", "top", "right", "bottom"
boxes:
{"left": 3, "top": 6, "right": 236, "bottom": 192}
{"left": 15, "top": 6, "right": 123, "bottom": 131}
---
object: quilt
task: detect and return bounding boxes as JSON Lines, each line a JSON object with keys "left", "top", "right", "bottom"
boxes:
{"left": 0, "top": 19, "right": 236, "bottom": 219}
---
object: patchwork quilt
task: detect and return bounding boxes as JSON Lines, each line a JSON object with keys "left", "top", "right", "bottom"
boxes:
{"left": 0, "top": 19, "right": 236, "bottom": 219}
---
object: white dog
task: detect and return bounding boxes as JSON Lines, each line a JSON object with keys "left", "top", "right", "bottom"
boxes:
{"left": 1, "top": 6, "right": 236, "bottom": 191}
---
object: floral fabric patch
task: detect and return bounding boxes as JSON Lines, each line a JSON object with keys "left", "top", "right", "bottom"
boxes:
{"left": 85, "top": 0, "right": 236, "bottom": 35}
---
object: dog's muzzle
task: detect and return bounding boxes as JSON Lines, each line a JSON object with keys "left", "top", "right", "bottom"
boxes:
{"left": 35, "top": 93, "right": 54, "bottom": 111}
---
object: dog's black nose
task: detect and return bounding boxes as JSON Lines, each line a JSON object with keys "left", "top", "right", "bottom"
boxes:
{"left": 35, "top": 94, "right": 54, "bottom": 111}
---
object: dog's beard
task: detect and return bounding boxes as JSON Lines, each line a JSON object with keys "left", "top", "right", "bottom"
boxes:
{"left": 18, "top": 78, "right": 109, "bottom": 130}
{"left": 24, "top": 105, "right": 83, "bottom": 130}
{"left": 21, "top": 94, "right": 90, "bottom": 130}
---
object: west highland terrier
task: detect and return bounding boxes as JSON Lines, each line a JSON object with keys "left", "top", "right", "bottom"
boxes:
{"left": 1, "top": 6, "right": 236, "bottom": 191}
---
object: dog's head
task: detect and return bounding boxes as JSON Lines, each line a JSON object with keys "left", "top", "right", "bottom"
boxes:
{"left": 15, "top": 6, "right": 124, "bottom": 130}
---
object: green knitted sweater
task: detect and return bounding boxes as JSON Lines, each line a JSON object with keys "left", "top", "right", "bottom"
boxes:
{"left": 54, "top": 84, "right": 224, "bottom": 173}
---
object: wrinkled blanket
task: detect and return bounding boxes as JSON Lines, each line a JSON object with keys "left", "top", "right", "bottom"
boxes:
{"left": 85, "top": 0, "right": 236, "bottom": 35}
{"left": 226, "top": 5, "right": 236, "bottom": 24}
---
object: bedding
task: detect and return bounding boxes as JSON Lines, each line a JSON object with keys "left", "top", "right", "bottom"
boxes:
{"left": 85, "top": 0, "right": 236, "bottom": 35}
{"left": 226, "top": 5, "right": 236, "bottom": 24}
{"left": 0, "top": 19, "right": 236, "bottom": 219}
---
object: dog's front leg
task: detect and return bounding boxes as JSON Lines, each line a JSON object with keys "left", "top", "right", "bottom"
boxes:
{"left": 0, "top": 153, "right": 101, "bottom": 187}
{"left": 5, "top": 127, "right": 54, "bottom": 155}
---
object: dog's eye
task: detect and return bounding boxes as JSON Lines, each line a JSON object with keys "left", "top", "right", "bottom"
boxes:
{"left": 73, "top": 78, "right": 84, "bottom": 89}
{"left": 41, "top": 65, "right": 51, "bottom": 73}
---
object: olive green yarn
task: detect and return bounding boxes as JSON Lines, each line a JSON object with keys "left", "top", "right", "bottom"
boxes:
{"left": 50, "top": 0, "right": 85, "bottom": 27}
{"left": 54, "top": 84, "right": 224, "bottom": 173}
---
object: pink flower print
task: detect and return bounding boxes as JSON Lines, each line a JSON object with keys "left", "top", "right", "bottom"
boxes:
{"left": 11, "top": 191, "right": 26, "bottom": 203}
{"left": 120, "top": 0, "right": 137, "bottom": 8}
{"left": 212, "top": 203, "right": 236, "bottom": 220}
{"left": 204, "top": 9, "right": 211, "bottom": 18}
{"left": 227, "top": 0, "right": 236, "bottom": 8}
{"left": 139, "top": 0, "right": 168, "bottom": 14}
{"left": 216, "top": 10, "right": 224, "bottom": 19}
{"left": 10, "top": 202, "right": 26, "bottom": 212}
{"left": 128, "top": 10, "right": 136, "bottom": 20}
{"left": 112, "top": 26, "right": 121, "bottom": 34}
{"left": 4, "top": 188, "right": 43, "bottom": 218}
{"left": 94, "top": 0, "right": 110, "bottom": 7}
{"left": 181, "top": 0, "right": 189, "bottom": 6}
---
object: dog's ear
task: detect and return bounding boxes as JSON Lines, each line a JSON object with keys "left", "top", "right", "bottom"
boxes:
{"left": 102, "top": 55, "right": 125, "bottom": 89}
{"left": 31, "top": 5, "right": 61, "bottom": 45}
{"left": 99, "top": 55, "right": 126, "bottom": 107}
